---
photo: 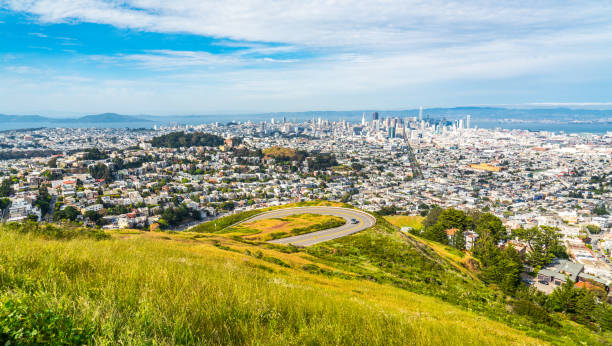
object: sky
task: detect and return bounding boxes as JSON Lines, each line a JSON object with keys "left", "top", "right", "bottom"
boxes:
{"left": 1, "top": 0, "right": 612, "bottom": 116}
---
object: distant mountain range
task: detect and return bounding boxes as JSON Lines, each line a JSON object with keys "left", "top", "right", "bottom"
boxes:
{"left": 0, "top": 107, "right": 610, "bottom": 132}
{"left": 0, "top": 113, "right": 150, "bottom": 124}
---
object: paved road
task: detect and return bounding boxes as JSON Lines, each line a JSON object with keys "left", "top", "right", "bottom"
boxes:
{"left": 235, "top": 207, "right": 376, "bottom": 247}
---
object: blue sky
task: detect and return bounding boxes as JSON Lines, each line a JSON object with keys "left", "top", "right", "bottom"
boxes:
{"left": 1, "top": 1, "right": 612, "bottom": 116}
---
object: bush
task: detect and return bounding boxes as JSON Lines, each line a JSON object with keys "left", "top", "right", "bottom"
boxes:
{"left": 0, "top": 294, "right": 94, "bottom": 345}
{"left": 512, "top": 299, "right": 558, "bottom": 327}
{"left": 262, "top": 256, "right": 290, "bottom": 268}
{"left": 1, "top": 221, "right": 109, "bottom": 240}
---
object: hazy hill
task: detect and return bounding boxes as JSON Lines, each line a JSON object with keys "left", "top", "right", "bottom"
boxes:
{"left": 74, "top": 113, "right": 150, "bottom": 123}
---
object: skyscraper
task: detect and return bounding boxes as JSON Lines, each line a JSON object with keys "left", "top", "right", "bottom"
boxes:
{"left": 466, "top": 114, "right": 471, "bottom": 129}
{"left": 419, "top": 106, "right": 423, "bottom": 121}
{"left": 372, "top": 112, "right": 379, "bottom": 121}
{"left": 362, "top": 112, "right": 366, "bottom": 125}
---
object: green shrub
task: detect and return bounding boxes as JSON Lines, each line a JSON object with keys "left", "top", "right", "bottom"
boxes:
{"left": 0, "top": 294, "right": 94, "bottom": 345}
{"left": 512, "top": 299, "right": 558, "bottom": 327}
{"left": 262, "top": 256, "right": 290, "bottom": 268}
{"left": 1, "top": 221, "right": 109, "bottom": 240}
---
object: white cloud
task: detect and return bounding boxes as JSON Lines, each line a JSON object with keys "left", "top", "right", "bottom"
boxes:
{"left": 5, "top": 0, "right": 612, "bottom": 50}
{"left": 2, "top": 1, "right": 612, "bottom": 112}
{"left": 5, "top": 65, "right": 41, "bottom": 74}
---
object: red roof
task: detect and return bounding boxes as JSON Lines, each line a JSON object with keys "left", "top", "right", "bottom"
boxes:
{"left": 63, "top": 180, "right": 76, "bottom": 184}
{"left": 445, "top": 228, "right": 459, "bottom": 236}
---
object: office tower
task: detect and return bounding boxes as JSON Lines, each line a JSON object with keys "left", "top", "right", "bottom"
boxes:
{"left": 388, "top": 126, "right": 396, "bottom": 139}
{"left": 362, "top": 112, "right": 366, "bottom": 126}
{"left": 419, "top": 106, "right": 423, "bottom": 121}
{"left": 372, "top": 112, "right": 379, "bottom": 121}
{"left": 466, "top": 114, "right": 471, "bottom": 129}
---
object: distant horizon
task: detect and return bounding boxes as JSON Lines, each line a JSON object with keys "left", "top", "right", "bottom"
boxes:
{"left": 5, "top": 103, "right": 612, "bottom": 118}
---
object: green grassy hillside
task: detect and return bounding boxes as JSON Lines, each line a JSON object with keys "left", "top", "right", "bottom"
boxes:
{"left": 0, "top": 214, "right": 608, "bottom": 344}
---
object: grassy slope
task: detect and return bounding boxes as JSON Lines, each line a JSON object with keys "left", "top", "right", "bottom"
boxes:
{"left": 0, "top": 230, "right": 541, "bottom": 345}
{"left": 0, "top": 210, "right": 608, "bottom": 344}
{"left": 384, "top": 215, "right": 481, "bottom": 280}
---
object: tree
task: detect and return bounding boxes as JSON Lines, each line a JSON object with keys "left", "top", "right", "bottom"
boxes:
{"left": 89, "top": 163, "right": 113, "bottom": 182}
{"left": 0, "top": 179, "right": 13, "bottom": 197}
{"left": 48, "top": 156, "right": 58, "bottom": 168}
{"left": 513, "top": 226, "right": 566, "bottom": 268}
{"left": 422, "top": 223, "right": 447, "bottom": 244}
{"left": 84, "top": 210, "right": 103, "bottom": 226}
{"left": 34, "top": 187, "right": 52, "bottom": 216}
{"left": 84, "top": 148, "right": 108, "bottom": 160}
{"left": 0, "top": 198, "right": 10, "bottom": 210}
{"left": 436, "top": 208, "right": 468, "bottom": 231}
{"left": 422, "top": 207, "right": 442, "bottom": 228}
{"left": 472, "top": 233, "right": 522, "bottom": 294}
{"left": 376, "top": 205, "right": 399, "bottom": 216}
{"left": 593, "top": 205, "right": 609, "bottom": 216}
{"left": 472, "top": 212, "right": 506, "bottom": 242}
{"left": 53, "top": 206, "right": 79, "bottom": 222}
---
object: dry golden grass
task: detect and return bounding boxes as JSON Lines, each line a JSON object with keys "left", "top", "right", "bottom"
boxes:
{"left": 0, "top": 229, "right": 548, "bottom": 345}
{"left": 226, "top": 213, "right": 346, "bottom": 241}
{"left": 385, "top": 215, "right": 425, "bottom": 230}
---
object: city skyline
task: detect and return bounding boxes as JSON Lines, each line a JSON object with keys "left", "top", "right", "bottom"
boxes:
{"left": 1, "top": 1, "right": 612, "bottom": 115}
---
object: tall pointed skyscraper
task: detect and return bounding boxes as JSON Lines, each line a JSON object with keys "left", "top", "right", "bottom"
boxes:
{"left": 419, "top": 106, "right": 423, "bottom": 121}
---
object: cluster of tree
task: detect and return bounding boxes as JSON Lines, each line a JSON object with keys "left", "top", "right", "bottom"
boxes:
{"left": 593, "top": 205, "right": 609, "bottom": 216}
{"left": 111, "top": 155, "right": 156, "bottom": 170}
{"left": 232, "top": 147, "right": 263, "bottom": 159}
{"left": 0, "top": 150, "right": 63, "bottom": 160}
{"left": 545, "top": 279, "right": 612, "bottom": 328}
{"left": 0, "top": 197, "right": 10, "bottom": 211}
{"left": 421, "top": 208, "right": 468, "bottom": 249}
{"left": 89, "top": 162, "right": 113, "bottom": 182}
{"left": 308, "top": 152, "right": 338, "bottom": 171}
{"left": 150, "top": 132, "right": 225, "bottom": 148}
{"left": 159, "top": 204, "right": 201, "bottom": 227}
{"left": 568, "top": 191, "right": 584, "bottom": 199}
{"left": 53, "top": 206, "right": 80, "bottom": 222}
{"left": 0, "top": 179, "right": 13, "bottom": 197}
{"left": 47, "top": 156, "right": 58, "bottom": 168}
{"left": 415, "top": 207, "right": 609, "bottom": 331}
{"left": 105, "top": 204, "right": 134, "bottom": 216}
{"left": 472, "top": 233, "right": 523, "bottom": 294}
{"left": 512, "top": 280, "right": 612, "bottom": 329}
{"left": 419, "top": 208, "right": 508, "bottom": 250}
{"left": 262, "top": 146, "right": 307, "bottom": 162}
{"left": 376, "top": 205, "right": 401, "bottom": 216}
{"left": 83, "top": 148, "right": 108, "bottom": 160}
{"left": 34, "top": 187, "right": 52, "bottom": 216}
{"left": 512, "top": 225, "right": 567, "bottom": 269}
{"left": 586, "top": 224, "right": 602, "bottom": 234}
{"left": 84, "top": 210, "right": 105, "bottom": 226}
{"left": 41, "top": 169, "right": 63, "bottom": 180}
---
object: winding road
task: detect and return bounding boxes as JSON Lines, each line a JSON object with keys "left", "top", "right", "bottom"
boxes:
{"left": 235, "top": 206, "right": 376, "bottom": 247}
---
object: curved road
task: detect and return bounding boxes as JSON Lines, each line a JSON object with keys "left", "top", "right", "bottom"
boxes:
{"left": 235, "top": 207, "right": 376, "bottom": 247}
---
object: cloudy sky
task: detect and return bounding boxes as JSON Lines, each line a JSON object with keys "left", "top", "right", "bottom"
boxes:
{"left": 1, "top": 0, "right": 612, "bottom": 115}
